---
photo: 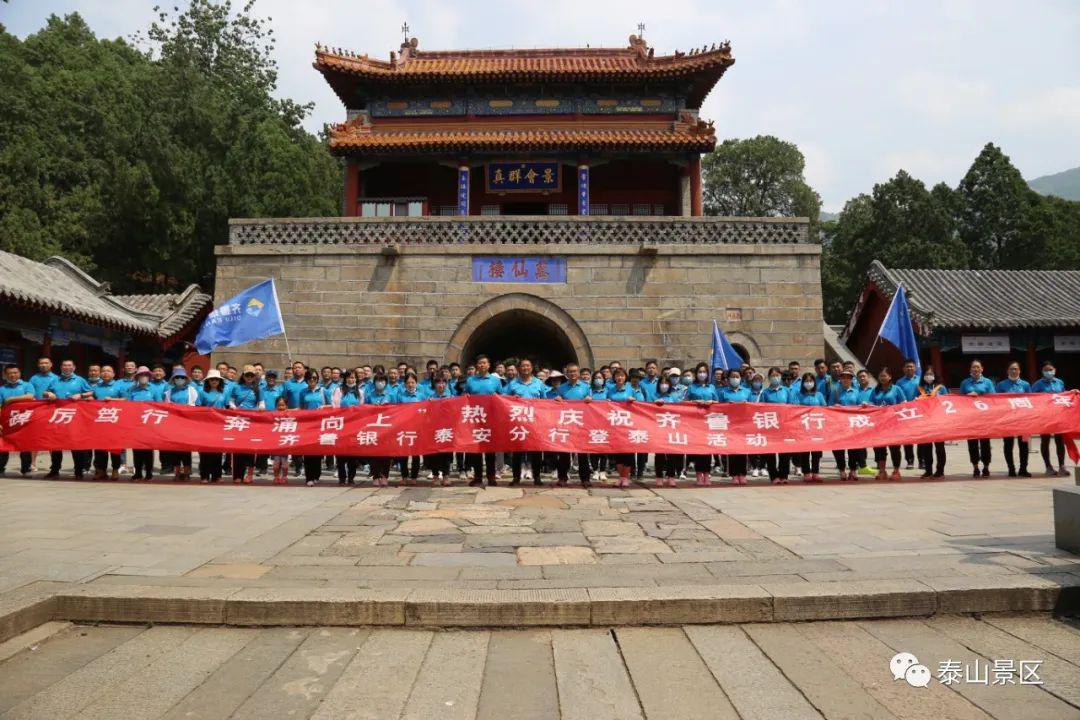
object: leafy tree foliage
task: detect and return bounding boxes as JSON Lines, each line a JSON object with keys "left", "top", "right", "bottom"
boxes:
{"left": 0, "top": 1, "right": 339, "bottom": 291}
{"left": 701, "top": 135, "right": 821, "bottom": 221}
{"left": 822, "top": 145, "right": 1080, "bottom": 323}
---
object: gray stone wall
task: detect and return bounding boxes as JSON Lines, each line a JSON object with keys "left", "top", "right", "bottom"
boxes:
{"left": 212, "top": 235, "right": 823, "bottom": 372}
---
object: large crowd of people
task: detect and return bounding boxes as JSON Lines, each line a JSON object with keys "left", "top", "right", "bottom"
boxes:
{"left": 0, "top": 354, "right": 1072, "bottom": 488}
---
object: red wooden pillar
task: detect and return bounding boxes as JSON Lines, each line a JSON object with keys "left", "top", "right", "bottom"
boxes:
{"left": 343, "top": 159, "right": 361, "bottom": 217}
{"left": 688, "top": 154, "right": 703, "bottom": 216}
{"left": 930, "top": 343, "right": 944, "bottom": 382}
{"left": 1025, "top": 342, "right": 1038, "bottom": 383}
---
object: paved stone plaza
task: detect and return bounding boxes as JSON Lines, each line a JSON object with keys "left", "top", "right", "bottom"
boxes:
{"left": 0, "top": 454, "right": 1077, "bottom": 600}
{"left": 2, "top": 616, "right": 1080, "bottom": 719}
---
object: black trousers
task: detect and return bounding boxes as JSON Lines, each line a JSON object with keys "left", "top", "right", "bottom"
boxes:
{"left": 903, "top": 444, "right": 916, "bottom": 465}
{"left": 0, "top": 451, "right": 32, "bottom": 474}
{"left": 767, "top": 453, "right": 792, "bottom": 480}
{"left": 918, "top": 442, "right": 946, "bottom": 475}
{"left": 874, "top": 445, "right": 902, "bottom": 468}
{"left": 1041, "top": 434, "right": 1067, "bottom": 469}
{"left": 233, "top": 453, "right": 255, "bottom": 480}
{"left": 512, "top": 451, "right": 543, "bottom": 482}
{"left": 967, "top": 438, "right": 991, "bottom": 467}
{"left": 51, "top": 450, "right": 90, "bottom": 475}
{"left": 132, "top": 449, "right": 154, "bottom": 477}
{"left": 172, "top": 451, "right": 192, "bottom": 469}
{"left": 1003, "top": 436, "right": 1029, "bottom": 473}
{"left": 689, "top": 454, "right": 712, "bottom": 474}
{"left": 793, "top": 452, "right": 821, "bottom": 474}
{"left": 727, "top": 454, "right": 748, "bottom": 477}
{"left": 370, "top": 456, "right": 393, "bottom": 479}
{"left": 657, "top": 453, "right": 684, "bottom": 478}
{"left": 577, "top": 453, "right": 594, "bottom": 483}
{"left": 428, "top": 452, "right": 452, "bottom": 476}
{"left": 552, "top": 452, "right": 571, "bottom": 483}
{"left": 833, "top": 449, "right": 867, "bottom": 472}
{"left": 303, "top": 455, "right": 322, "bottom": 483}
{"left": 402, "top": 455, "right": 420, "bottom": 480}
{"left": 336, "top": 456, "right": 358, "bottom": 483}
{"left": 468, "top": 452, "right": 497, "bottom": 481}
{"left": 634, "top": 453, "right": 648, "bottom": 476}
{"left": 200, "top": 451, "right": 223, "bottom": 481}
{"left": 92, "top": 450, "right": 122, "bottom": 472}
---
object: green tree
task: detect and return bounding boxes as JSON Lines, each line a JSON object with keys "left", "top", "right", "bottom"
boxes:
{"left": 0, "top": 1, "right": 339, "bottom": 291}
{"left": 701, "top": 135, "right": 821, "bottom": 221}
{"left": 955, "top": 143, "right": 1037, "bottom": 269}
{"left": 821, "top": 171, "right": 968, "bottom": 323}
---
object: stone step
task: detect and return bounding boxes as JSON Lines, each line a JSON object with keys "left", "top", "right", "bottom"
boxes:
{"left": 2, "top": 574, "right": 1078, "bottom": 633}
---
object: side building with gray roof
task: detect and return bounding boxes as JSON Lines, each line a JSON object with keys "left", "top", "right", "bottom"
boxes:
{"left": 0, "top": 249, "right": 211, "bottom": 372}
{"left": 840, "top": 259, "right": 1080, "bottom": 385}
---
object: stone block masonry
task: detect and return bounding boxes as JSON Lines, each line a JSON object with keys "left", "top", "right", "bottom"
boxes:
{"left": 213, "top": 216, "right": 823, "bottom": 370}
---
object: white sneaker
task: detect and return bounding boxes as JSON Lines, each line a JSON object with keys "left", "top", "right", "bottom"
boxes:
{"left": 459, "top": 471, "right": 469, "bottom": 481}
{"left": 426, "top": 471, "right": 434, "bottom": 480}
{"left": 305, "top": 480, "right": 315, "bottom": 487}
{"left": 598, "top": 471, "right": 608, "bottom": 482}
{"left": 524, "top": 469, "right": 533, "bottom": 481}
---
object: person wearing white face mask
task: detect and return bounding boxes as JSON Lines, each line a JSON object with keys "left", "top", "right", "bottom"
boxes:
{"left": 915, "top": 368, "right": 948, "bottom": 478}
{"left": 1032, "top": 361, "right": 1070, "bottom": 476}
{"left": 718, "top": 368, "right": 751, "bottom": 484}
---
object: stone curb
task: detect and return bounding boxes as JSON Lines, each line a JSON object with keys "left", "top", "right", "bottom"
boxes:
{"left": 2, "top": 575, "right": 1077, "bottom": 635}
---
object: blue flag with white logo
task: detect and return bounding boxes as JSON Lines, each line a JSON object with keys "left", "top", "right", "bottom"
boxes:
{"left": 710, "top": 320, "right": 743, "bottom": 371}
{"left": 877, "top": 285, "right": 921, "bottom": 376}
{"left": 195, "top": 279, "right": 285, "bottom": 355}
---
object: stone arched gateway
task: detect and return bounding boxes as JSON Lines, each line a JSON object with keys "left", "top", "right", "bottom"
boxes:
{"left": 447, "top": 293, "right": 595, "bottom": 370}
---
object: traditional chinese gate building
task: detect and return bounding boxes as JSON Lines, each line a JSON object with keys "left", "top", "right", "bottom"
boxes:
{"left": 213, "top": 34, "right": 823, "bottom": 371}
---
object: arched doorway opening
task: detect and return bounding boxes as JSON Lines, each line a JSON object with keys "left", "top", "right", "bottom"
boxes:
{"left": 461, "top": 309, "right": 577, "bottom": 369}
{"left": 447, "top": 293, "right": 595, "bottom": 370}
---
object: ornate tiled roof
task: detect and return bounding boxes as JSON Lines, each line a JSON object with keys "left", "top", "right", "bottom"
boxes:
{"left": 327, "top": 116, "right": 716, "bottom": 154}
{"left": 316, "top": 35, "right": 734, "bottom": 107}
{"left": 866, "top": 260, "right": 1080, "bottom": 331}
{"left": 0, "top": 249, "right": 211, "bottom": 340}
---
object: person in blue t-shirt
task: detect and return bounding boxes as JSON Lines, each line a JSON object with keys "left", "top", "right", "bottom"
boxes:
{"left": 1032, "top": 361, "right": 1070, "bottom": 476}
{"left": 959, "top": 359, "right": 996, "bottom": 477}
{"left": 685, "top": 363, "right": 719, "bottom": 487}
{"left": 0, "top": 363, "right": 34, "bottom": 475}
{"left": 426, "top": 375, "right": 456, "bottom": 485}
{"left": 650, "top": 372, "right": 684, "bottom": 486}
{"left": 296, "top": 369, "right": 328, "bottom": 487}
{"left": 829, "top": 370, "right": 865, "bottom": 482}
{"left": 790, "top": 372, "right": 827, "bottom": 482}
{"left": 914, "top": 366, "right": 949, "bottom": 478}
{"left": 894, "top": 358, "right": 921, "bottom": 470}
{"left": 606, "top": 367, "right": 642, "bottom": 488}
{"left": 124, "top": 367, "right": 158, "bottom": 480}
{"left": 996, "top": 360, "right": 1033, "bottom": 477}
{"left": 552, "top": 363, "right": 594, "bottom": 487}
{"left": 196, "top": 370, "right": 228, "bottom": 484}
{"left": 758, "top": 367, "right": 795, "bottom": 484}
{"left": 282, "top": 361, "right": 308, "bottom": 409}
{"left": 365, "top": 372, "right": 395, "bottom": 487}
{"left": 90, "top": 365, "right": 126, "bottom": 480}
{"left": 42, "top": 359, "right": 94, "bottom": 479}
{"left": 164, "top": 367, "right": 199, "bottom": 481}
{"left": 394, "top": 374, "right": 427, "bottom": 485}
{"left": 503, "top": 358, "right": 548, "bottom": 487}
{"left": 718, "top": 369, "right": 752, "bottom": 485}
{"left": 865, "top": 368, "right": 906, "bottom": 481}
{"left": 463, "top": 355, "right": 502, "bottom": 487}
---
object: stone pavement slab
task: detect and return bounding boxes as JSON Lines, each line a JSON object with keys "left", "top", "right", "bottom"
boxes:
{"left": 5, "top": 616, "right": 1080, "bottom": 718}
{"left": 1, "top": 468, "right": 1079, "bottom": 627}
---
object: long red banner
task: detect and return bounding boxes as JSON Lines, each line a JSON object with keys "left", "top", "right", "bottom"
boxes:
{"left": 2, "top": 394, "right": 1079, "bottom": 458}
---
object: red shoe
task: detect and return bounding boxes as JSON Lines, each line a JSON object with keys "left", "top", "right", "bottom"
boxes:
{"left": 890, "top": 469, "right": 902, "bottom": 481}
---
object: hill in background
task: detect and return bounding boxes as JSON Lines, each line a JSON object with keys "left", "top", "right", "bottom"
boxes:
{"left": 1029, "top": 166, "right": 1080, "bottom": 201}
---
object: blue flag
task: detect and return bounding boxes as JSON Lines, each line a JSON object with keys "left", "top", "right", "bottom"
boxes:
{"left": 710, "top": 320, "right": 743, "bottom": 371}
{"left": 195, "top": 279, "right": 285, "bottom": 355}
{"left": 877, "top": 285, "right": 921, "bottom": 375}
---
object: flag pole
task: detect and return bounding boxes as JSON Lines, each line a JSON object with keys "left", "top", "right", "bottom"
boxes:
{"left": 270, "top": 278, "right": 293, "bottom": 364}
{"left": 865, "top": 285, "right": 900, "bottom": 368}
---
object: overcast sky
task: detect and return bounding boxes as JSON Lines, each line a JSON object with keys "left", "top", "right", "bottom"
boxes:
{"left": 3, "top": 0, "right": 1078, "bottom": 211}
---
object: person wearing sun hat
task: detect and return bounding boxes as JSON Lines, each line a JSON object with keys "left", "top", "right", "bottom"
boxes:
{"left": 124, "top": 366, "right": 157, "bottom": 481}
{"left": 164, "top": 366, "right": 199, "bottom": 481}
